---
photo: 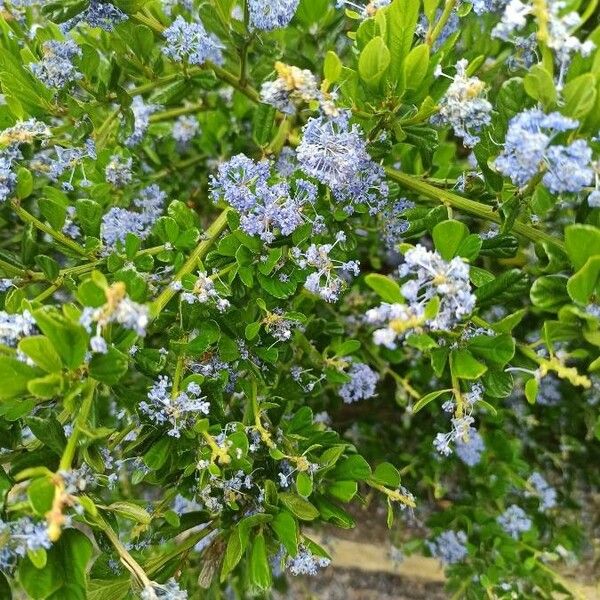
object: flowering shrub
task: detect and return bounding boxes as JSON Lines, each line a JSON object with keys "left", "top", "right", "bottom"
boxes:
{"left": 0, "top": 0, "right": 598, "bottom": 598}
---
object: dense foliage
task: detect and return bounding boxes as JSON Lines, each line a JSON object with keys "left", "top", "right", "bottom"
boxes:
{"left": 0, "top": 0, "right": 599, "bottom": 598}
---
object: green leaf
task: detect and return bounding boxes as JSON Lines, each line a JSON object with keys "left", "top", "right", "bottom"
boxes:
{"left": 18, "top": 336, "right": 63, "bottom": 373}
{"left": 480, "top": 234, "right": 519, "bottom": 258}
{"left": 28, "top": 477, "right": 55, "bottom": 515}
{"left": 525, "top": 378, "right": 538, "bottom": 404}
{"left": 88, "top": 580, "right": 129, "bottom": 600}
{"left": 271, "top": 511, "right": 298, "bottom": 556}
{"left": 403, "top": 44, "right": 430, "bottom": 90}
{"left": 358, "top": 36, "right": 391, "bottom": 89}
{"left": 27, "top": 373, "right": 64, "bottom": 399}
{"left": 19, "top": 529, "right": 93, "bottom": 600}
{"left": 253, "top": 104, "right": 276, "bottom": 147}
{"left": 468, "top": 334, "right": 515, "bottom": 367}
{"left": 412, "top": 388, "right": 453, "bottom": 414}
{"left": 27, "top": 548, "right": 47, "bottom": 570}
{"left": 456, "top": 234, "right": 482, "bottom": 261}
{"left": 432, "top": 220, "right": 469, "bottom": 260}
{"left": 326, "top": 480, "right": 358, "bottom": 502}
{"left": 0, "top": 571, "right": 11, "bottom": 600}
{"left": 0, "top": 356, "right": 40, "bottom": 400}
{"left": 563, "top": 73, "right": 597, "bottom": 119}
{"left": 370, "top": 462, "right": 400, "bottom": 488}
{"left": 296, "top": 472, "right": 313, "bottom": 498}
{"left": 564, "top": 224, "right": 600, "bottom": 270}
{"left": 221, "top": 527, "right": 244, "bottom": 582}
{"left": 32, "top": 309, "right": 88, "bottom": 370}
{"left": 26, "top": 416, "right": 66, "bottom": 455}
{"left": 249, "top": 533, "right": 272, "bottom": 590}
{"left": 324, "top": 51, "right": 343, "bottom": 83}
{"left": 279, "top": 492, "right": 319, "bottom": 521}
{"left": 450, "top": 349, "right": 487, "bottom": 379}
{"left": 89, "top": 347, "right": 129, "bottom": 385}
{"left": 530, "top": 275, "right": 570, "bottom": 311}
{"left": 386, "top": 0, "right": 420, "bottom": 85}
{"left": 187, "top": 320, "right": 221, "bottom": 354}
{"left": 567, "top": 256, "right": 600, "bottom": 304}
{"left": 144, "top": 436, "right": 172, "bottom": 471}
{"left": 331, "top": 454, "right": 372, "bottom": 481}
{"left": 16, "top": 167, "right": 33, "bottom": 199}
{"left": 364, "top": 273, "right": 403, "bottom": 303}
{"left": 523, "top": 64, "right": 556, "bottom": 109}
{"left": 313, "top": 495, "right": 355, "bottom": 528}
{"left": 106, "top": 502, "right": 152, "bottom": 524}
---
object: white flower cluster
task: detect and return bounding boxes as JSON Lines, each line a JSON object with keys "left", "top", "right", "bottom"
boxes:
{"left": 260, "top": 61, "right": 338, "bottom": 116}
{"left": 177, "top": 271, "right": 230, "bottom": 312}
{"left": 292, "top": 232, "right": 359, "bottom": 302}
{"left": 80, "top": 283, "right": 149, "bottom": 353}
{"left": 367, "top": 246, "right": 475, "bottom": 348}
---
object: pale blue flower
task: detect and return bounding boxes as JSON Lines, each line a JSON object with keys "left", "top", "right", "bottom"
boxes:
{"left": 297, "top": 112, "right": 387, "bottom": 214}
{"left": 455, "top": 429, "right": 485, "bottom": 466}
{"left": 497, "top": 504, "right": 532, "bottom": 538}
{"left": 248, "top": 0, "right": 300, "bottom": 31}
{"left": 427, "top": 530, "right": 468, "bottom": 564}
{"left": 30, "top": 39, "right": 82, "bottom": 89}
{"left": 286, "top": 545, "right": 330, "bottom": 576}
{"left": 495, "top": 109, "right": 592, "bottom": 192}
{"left": 339, "top": 362, "right": 378, "bottom": 403}
{"left": 125, "top": 96, "right": 161, "bottom": 147}
{"left": 162, "top": 16, "right": 224, "bottom": 66}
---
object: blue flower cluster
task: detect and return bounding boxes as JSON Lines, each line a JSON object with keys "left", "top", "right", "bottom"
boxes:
{"left": 431, "top": 60, "right": 492, "bottom": 147}
{"left": 495, "top": 109, "right": 593, "bottom": 193}
{"left": 0, "top": 517, "right": 51, "bottom": 571}
{"left": 247, "top": 0, "right": 300, "bottom": 31}
{"left": 292, "top": 232, "right": 360, "bottom": 302}
{"left": 286, "top": 545, "right": 331, "bottom": 576}
{"left": 30, "top": 39, "right": 82, "bottom": 90}
{"left": 172, "top": 115, "right": 200, "bottom": 144}
{"left": 63, "top": 0, "right": 127, "bottom": 31}
{"left": 297, "top": 112, "right": 388, "bottom": 215}
{"left": 0, "top": 309, "right": 36, "bottom": 347}
{"left": 101, "top": 184, "right": 166, "bottom": 249}
{"left": 210, "top": 153, "right": 317, "bottom": 243}
{"left": 162, "top": 16, "right": 224, "bottom": 66}
{"left": 455, "top": 429, "right": 485, "bottom": 466}
{"left": 427, "top": 530, "right": 468, "bottom": 565}
{"left": 140, "top": 377, "right": 210, "bottom": 438}
{"left": 339, "top": 362, "right": 379, "bottom": 403}
{"left": 35, "top": 139, "right": 97, "bottom": 190}
{"left": 125, "top": 96, "right": 161, "bottom": 147}
{"left": 0, "top": 147, "right": 19, "bottom": 203}
{"left": 527, "top": 472, "right": 557, "bottom": 512}
{"left": 472, "top": 0, "right": 508, "bottom": 14}
{"left": 497, "top": 504, "right": 532, "bottom": 539}
{"left": 105, "top": 154, "right": 133, "bottom": 187}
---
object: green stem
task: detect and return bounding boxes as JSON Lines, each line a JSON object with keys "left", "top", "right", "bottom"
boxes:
{"left": 0, "top": 258, "right": 40, "bottom": 280}
{"left": 94, "top": 107, "right": 121, "bottom": 148}
{"left": 149, "top": 154, "right": 206, "bottom": 181}
{"left": 94, "top": 514, "right": 153, "bottom": 589}
{"left": 144, "top": 527, "right": 215, "bottom": 577}
{"left": 151, "top": 209, "right": 230, "bottom": 316}
{"left": 208, "top": 61, "right": 260, "bottom": 103}
{"left": 59, "top": 381, "right": 96, "bottom": 472}
{"left": 428, "top": 0, "right": 457, "bottom": 47}
{"left": 11, "top": 200, "right": 92, "bottom": 258}
{"left": 384, "top": 167, "right": 565, "bottom": 249}
{"left": 149, "top": 102, "right": 204, "bottom": 123}
{"left": 32, "top": 279, "right": 63, "bottom": 303}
